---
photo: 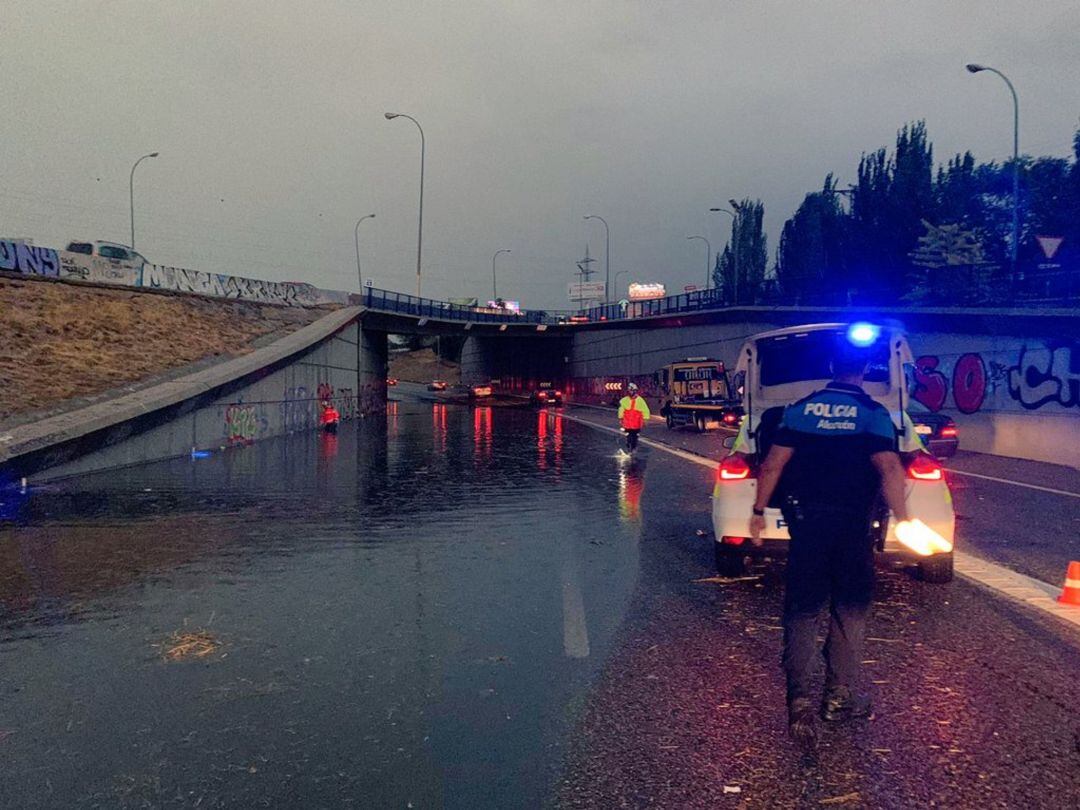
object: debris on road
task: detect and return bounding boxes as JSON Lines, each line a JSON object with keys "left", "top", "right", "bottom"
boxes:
{"left": 819, "top": 792, "right": 860, "bottom": 805}
{"left": 157, "top": 629, "right": 222, "bottom": 661}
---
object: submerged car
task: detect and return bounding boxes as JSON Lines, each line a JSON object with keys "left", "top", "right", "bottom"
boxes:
{"left": 711, "top": 322, "right": 956, "bottom": 583}
{"left": 427, "top": 380, "right": 448, "bottom": 392}
{"left": 470, "top": 384, "right": 493, "bottom": 398}
{"left": 907, "top": 400, "right": 959, "bottom": 458}
{"left": 529, "top": 387, "right": 563, "bottom": 406}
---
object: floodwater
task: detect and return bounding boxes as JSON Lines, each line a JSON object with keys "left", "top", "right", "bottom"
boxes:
{"left": 0, "top": 400, "right": 647, "bottom": 808}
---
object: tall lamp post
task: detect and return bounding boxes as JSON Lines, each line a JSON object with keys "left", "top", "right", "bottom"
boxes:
{"left": 129, "top": 151, "right": 159, "bottom": 249}
{"left": 354, "top": 214, "right": 376, "bottom": 290}
{"left": 966, "top": 63, "right": 1020, "bottom": 285}
{"left": 708, "top": 207, "right": 735, "bottom": 291}
{"left": 686, "top": 235, "right": 711, "bottom": 291}
{"left": 583, "top": 214, "right": 610, "bottom": 301}
{"left": 385, "top": 112, "right": 426, "bottom": 297}
{"left": 492, "top": 248, "right": 511, "bottom": 299}
{"left": 613, "top": 270, "right": 629, "bottom": 299}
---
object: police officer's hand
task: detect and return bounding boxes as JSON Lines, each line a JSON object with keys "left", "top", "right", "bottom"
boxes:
{"left": 749, "top": 513, "right": 766, "bottom": 546}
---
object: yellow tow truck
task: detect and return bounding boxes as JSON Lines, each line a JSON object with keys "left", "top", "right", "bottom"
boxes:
{"left": 656, "top": 357, "right": 742, "bottom": 432}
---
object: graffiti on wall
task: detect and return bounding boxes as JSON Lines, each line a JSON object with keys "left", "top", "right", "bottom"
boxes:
{"left": 280, "top": 386, "right": 312, "bottom": 432}
{"left": 223, "top": 403, "right": 266, "bottom": 446}
{"left": 0, "top": 241, "right": 60, "bottom": 277}
{"left": 912, "top": 344, "right": 1078, "bottom": 414}
{"left": 2, "top": 238, "right": 349, "bottom": 307}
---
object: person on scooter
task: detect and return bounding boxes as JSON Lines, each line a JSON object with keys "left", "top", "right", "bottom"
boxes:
{"left": 617, "top": 383, "right": 650, "bottom": 452}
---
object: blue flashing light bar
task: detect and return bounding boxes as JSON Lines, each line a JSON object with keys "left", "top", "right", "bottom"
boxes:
{"left": 846, "top": 322, "right": 880, "bottom": 347}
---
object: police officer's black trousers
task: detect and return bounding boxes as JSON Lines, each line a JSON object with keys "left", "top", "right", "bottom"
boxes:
{"left": 781, "top": 507, "right": 874, "bottom": 704}
{"left": 624, "top": 430, "right": 639, "bottom": 451}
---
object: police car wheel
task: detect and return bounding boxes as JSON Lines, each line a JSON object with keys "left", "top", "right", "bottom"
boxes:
{"left": 918, "top": 552, "right": 954, "bottom": 584}
{"left": 714, "top": 543, "right": 747, "bottom": 577}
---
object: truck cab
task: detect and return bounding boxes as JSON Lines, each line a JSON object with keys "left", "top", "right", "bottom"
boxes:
{"left": 657, "top": 357, "right": 742, "bottom": 432}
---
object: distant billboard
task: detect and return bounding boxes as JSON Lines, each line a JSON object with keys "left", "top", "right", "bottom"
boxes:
{"left": 449, "top": 296, "right": 479, "bottom": 307}
{"left": 568, "top": 281, "right": 606, "bottom": 301}
{"left": 487, "top": 299, "right": 521, "bottom": 313}
{"left": 628, "top": 282, "right": 666, "bottom": 301}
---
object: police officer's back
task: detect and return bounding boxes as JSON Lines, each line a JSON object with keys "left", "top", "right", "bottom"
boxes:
{"left": 749, "top": 337, "right": 910, "bottom": 753}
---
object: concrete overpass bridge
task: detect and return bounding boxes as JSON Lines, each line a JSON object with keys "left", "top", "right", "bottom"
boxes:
{"left": 2, "top": 283, "right": 1078, "bottom": 480}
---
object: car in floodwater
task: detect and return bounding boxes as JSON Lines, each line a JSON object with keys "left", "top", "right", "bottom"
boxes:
{"left": 427, "top": 380, "right": 448, "bottom": 392}
{"left": 529, "top": 385, "right": 563, "bottom": 406}
{"left": 711, "top": 322, "right": 956, "bottom": 583}
{"left": 470, "top": 383, "right": 493, "bottom": 398}
{"left": 907, "top": 399, "right": 959, "bottom": 458}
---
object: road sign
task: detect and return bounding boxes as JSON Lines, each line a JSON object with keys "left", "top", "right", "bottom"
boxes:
{"left": 1036, "top": 235, "right": 1064, "bottom": 260}
{"left": 364, "top": 279, "right": 373, "bottom": 287}
{"left": 568, "top": 281, "right": 605, "bottom": 300}
{"left": 684, "top": 284, "right": 698, "bottom": 292}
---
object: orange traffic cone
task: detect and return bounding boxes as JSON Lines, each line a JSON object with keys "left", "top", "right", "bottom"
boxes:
{"left": 1058, "top": 561, "right": 1080, "bottom": 606}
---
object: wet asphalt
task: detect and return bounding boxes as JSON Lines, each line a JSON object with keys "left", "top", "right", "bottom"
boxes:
{"left": 1, "top": 390, "right": 1078, "bottom": 808}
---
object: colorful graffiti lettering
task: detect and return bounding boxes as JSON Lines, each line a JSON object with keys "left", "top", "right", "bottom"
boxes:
{"left": 0, "top": 241, "right": 60, "bottom": 276}
{"left": 338, "top": 387, "right": 357, "bottom": 420}
{"left": 223, "top": 403, "right": 263, "bottom": 446}
{"left": 316, "top": 382, "right": 334, "bottom": 403}
{"left": 280, "top": 386, "right": 311, "bottom": 431}
{"left": 1007, "top": 345, "right": 1079, "bottom": 410}
{"left": 912, "top": 356, "right": 948, "bottom": 412}
{"left": 3, "top": 238, "right": 349, "bottom": 307}
{"left": 913, "top": 346, "right": 1078, "bottom": 413}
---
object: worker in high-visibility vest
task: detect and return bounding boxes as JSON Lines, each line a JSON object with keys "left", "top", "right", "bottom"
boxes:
{"left": 320, "top": 401, "right": 340, "bottom": 435}
{"left": 617, "top": 383, "right": 651, "bottom": 453}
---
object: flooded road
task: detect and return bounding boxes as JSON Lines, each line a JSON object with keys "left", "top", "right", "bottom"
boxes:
{"left": 0, "top": 400, "right": 644, "bottom": 808}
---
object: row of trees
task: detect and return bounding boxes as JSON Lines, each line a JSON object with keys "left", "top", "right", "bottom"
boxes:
{"left": 712, "top": 121, "right": 1080, "bottom": 306}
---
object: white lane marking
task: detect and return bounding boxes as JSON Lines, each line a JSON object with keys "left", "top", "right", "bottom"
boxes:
{"left": 945, "top": 468, "right": 1080, "bottom": 500}
{"left": 562, "top": 406, "right": 1080, "bottom": 633}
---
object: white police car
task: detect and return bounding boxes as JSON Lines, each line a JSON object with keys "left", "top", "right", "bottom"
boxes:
{"left": 711, "top": 322, "right": 956, "bottom": 582}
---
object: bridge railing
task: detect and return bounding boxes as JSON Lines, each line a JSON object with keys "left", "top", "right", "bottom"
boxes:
{"left": 362, "top": 287, "right": 579, "bottom": 324}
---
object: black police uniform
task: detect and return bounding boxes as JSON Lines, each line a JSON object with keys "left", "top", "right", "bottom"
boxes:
{"left": 770, "top": 381, "right": 897, "bottom": 706}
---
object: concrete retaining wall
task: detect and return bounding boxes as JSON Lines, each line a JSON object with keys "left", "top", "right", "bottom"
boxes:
{"left": 467, "top": 307, "right": 1080, "bottom": 468}
{"left": 2, "top": 308, "right": 390, "bottom": 481}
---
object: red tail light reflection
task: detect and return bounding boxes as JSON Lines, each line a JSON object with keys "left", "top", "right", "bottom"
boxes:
{"left": 907, "top": 454, "right": 943, "bottom": 481}
{"left": 940, "top": 425, "right": 958, "bottom": 437}
{"left": 717, "top": 454, "right": 753, "bottom": 481}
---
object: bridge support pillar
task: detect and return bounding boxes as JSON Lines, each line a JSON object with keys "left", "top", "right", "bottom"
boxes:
{"left": 358, "top": 325, "right": 388, "bottom": 414}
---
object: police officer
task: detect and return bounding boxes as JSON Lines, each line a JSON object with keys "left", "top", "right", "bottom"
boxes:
{"left": 749, "top": 334, "right": 910, "bottom": 752}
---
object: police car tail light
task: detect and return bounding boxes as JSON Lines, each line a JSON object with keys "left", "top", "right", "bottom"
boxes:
{"left": 940, "top": 425, "right": 958, "bottom": 437}
{"left": 718, "top": 454, "right": 753, "bottom": 481}
{"left": 907, "top": 454, "right": 943, "bottom": 481}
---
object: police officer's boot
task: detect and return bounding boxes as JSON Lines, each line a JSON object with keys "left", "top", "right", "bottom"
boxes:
{"left": 787, "top": 696, "right": 818, "bottom": 752}
{"left": 820, "top": 686, "right": 872, "bottom": 723}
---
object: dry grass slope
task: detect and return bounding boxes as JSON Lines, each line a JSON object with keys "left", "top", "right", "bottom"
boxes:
{"left": 0, "top": 276, "right": 330, "bottom": 421}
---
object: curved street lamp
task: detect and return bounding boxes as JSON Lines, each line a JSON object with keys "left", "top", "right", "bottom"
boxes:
{"left": 492, "top": 248, "right": 511, "bottom": 299}
{"left": 613, "top": 270, "right": 629, "bottom": 299}
{"left": 385, "top": 112, "right": 426, "bottom": 297}
{"left": 129, "top": 151, "right": 159, "bottom": 249}
{"left": 686, "top": 235, "right": 712, "bottom": 291}
{"left": 966, "top": 63, "right": 1020, "bottom": 285}
{"left": 583, "top": 215, "right": 610, "bottom": 301}
{"left": 354, "top": 214, "right": 376, "bottom": 290}
{"left": 708, "top": 207, "right": 736, "bottom": 291}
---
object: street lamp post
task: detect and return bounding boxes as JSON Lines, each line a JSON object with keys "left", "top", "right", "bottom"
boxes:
{"left": 613, "top": 270, "right": 629, "bottom": 299}
{"left": 583, "top": 215, "right": 610, "bottom": 301}
{"left": 129, "top": 151, "right": 159, "bottom": 250}
{"left": 385, "top": 112, "right": 425, "bottom": 297}
{"left": 708, "top": 207, "right": 735, "bottom": 291}
{"left": 686, "top": 235, "right": 711, "bottom": 291}
{"left": 966, "top": 63, "right": 1020, "bottom": 285}
{"left": 354, "top": 214, "right": 376, "bottom": 290}
{"left": 492, "top": 248, "right": 511, "bottom": 299}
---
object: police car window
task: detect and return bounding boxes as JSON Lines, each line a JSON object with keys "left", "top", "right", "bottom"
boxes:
{"left": 758, "top": 332, "right": 889, "bottom": 386}
{"left": 67, "top": 242, "right": 93, "bottom": 254}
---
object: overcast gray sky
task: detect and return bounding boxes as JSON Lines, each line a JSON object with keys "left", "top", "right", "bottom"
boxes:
{"left": 3, "top": 1, "right": 1078, "bottom": 307}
